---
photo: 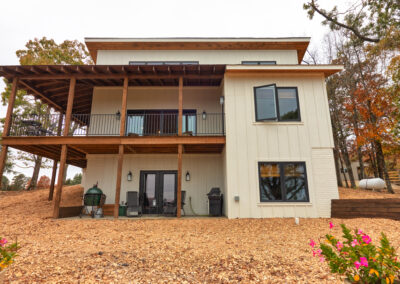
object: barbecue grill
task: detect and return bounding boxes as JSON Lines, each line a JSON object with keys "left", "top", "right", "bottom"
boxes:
{"left": 80, "top": 183, "right": 106, "bottom": 218}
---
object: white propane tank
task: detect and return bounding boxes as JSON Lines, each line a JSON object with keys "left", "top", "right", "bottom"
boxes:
{"left": 359, "top": 178, "right": 386, "bottom": 190}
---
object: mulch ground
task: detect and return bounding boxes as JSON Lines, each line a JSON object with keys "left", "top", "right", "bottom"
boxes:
{"left": 1, "top": 186, "right": 400, "bottom": 283}
{"left": 339, "top": 185, "right": 400, "bottom": 199}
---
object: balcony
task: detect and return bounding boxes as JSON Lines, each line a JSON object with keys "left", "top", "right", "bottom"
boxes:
{"left": 9, "top": 112, "right": 225, "bottom": 137}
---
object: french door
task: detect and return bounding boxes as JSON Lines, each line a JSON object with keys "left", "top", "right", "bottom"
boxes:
{"left": 126, "top": 109, "right": 196, "bottom": 136}
{"left": 139, "top": 171, "right": 177, "bottom": 214}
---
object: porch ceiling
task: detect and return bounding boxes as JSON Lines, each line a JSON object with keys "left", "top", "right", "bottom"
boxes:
{"left": 4, "top": 136, "right": 226, "bottom": 168}
{"left": 0, "top": 64, "right": 226, "bottom": 114}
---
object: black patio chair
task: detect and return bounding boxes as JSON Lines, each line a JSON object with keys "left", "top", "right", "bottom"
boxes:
{"left": 126, "top": 191, "right": 142, "bottom": 217}
{"left": 163, "top": 190, "right": 186, "bottom": 216}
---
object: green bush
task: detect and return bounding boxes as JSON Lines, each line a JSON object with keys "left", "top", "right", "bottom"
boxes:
{"left": 0, "top": 237, "right": 18, "bottom": 271}
{"left": 309, "top": 223, "right": 400, "bottom": 283}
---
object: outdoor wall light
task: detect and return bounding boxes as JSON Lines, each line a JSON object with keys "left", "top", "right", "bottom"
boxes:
{"left": 185, "top": 171, "right": 190, "bottom": 181}
{"left": 219, "top": 96, "right": 225, "bottom": 105}
{"left": 127, "top": 171, "right": 133, "bottom": 181}
{"left": 202, "top": 111, "right": 207, "bottom": 120}
{"left": 115, "top": 110, "right": 121, "bottom": 120}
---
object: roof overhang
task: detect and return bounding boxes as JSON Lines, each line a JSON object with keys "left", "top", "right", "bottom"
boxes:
{"left": 0, "top": 64, "right": 226, "bottom": 114}
{"left": 84, "top": 37, "right": 310, "bottom": 64}
{"left": 225, "top": 64, "right": 344, "bottom": 77}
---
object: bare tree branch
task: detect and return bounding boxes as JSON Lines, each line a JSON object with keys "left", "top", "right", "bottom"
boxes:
{"left": 308, "top": 0, "right": 380, "bottom": 43}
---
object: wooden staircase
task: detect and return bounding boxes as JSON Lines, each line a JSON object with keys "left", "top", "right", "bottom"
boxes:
{"left": 388, "top": 171, "right": 400, "bottom": 185}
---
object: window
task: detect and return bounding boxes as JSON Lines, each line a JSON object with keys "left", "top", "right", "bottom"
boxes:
{"left": 129, "top": 61, "right": 199, "bottom": 65}
{"left": 126, "top": 109, "right": 196, "bottom": 136}
{"left": 242, "top": 61, "right": 276, "bottom": 65}
{"left": 258, "top": 162, "right": 309, "bottom": 202}
{"left": 254, "top": 84, "right": 300, "bottom": 121}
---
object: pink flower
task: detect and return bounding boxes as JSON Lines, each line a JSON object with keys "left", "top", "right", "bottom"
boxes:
{"left": 360, "top": 257, "right": 368, "bottom": 267}
{"left": 336, "top": 241, "right": 343, "bottom": 251}
{"left": 309, "top": 239, "right": 316, "bottom": 248}
{"left": 362, "top": 235, "right": 372, "bottom": 244}
{"left": 351, "top": 239, "right": 359, "bottom": 247}
{"left": 319, "top": 256, "right": 325, "bottom": 262}
{"left": 329, "top": 222, "right": 334, "bottom": 229}
{"left": 357, "top": 229, "right": 364, "bottom": 235}
{"left": 0, "top": 238, "right": 7, "bottom": 247}
{"left": 312, "top": 249, "right": 322, "bottom": 257}
{"left": 354, "top": 261, "right": 361, "bottom": 269}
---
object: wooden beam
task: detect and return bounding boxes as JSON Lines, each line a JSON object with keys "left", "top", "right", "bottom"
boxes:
{"left": 2, "top": 136, "right": 226, "bottom": 146}
{"left": 52, "top": 78, "right": 75, "bottom": 218}
{"left": 120, "top": 77, "right": 128, "bottom": 136}
{"left": 52, "top": 144, "right": 67, "bottom": 218}
{"left": 17, "top": 74, "right": 223, "bottom": 80}
{"left": 19, "top": 80, "right": 63, "bottom": 111}
{"left": 178, "top": 76, "right": 183, "bottom": 136}
{"left": 0, "top": 77, "right": 19, "bottom": 189}
{"left": 177, "top": 144, "right": 183, "bottom": 218}
{"left": 63, "top": 77, "right": 76, "bottom": 136}
{"left": 114, "top": 144, "right": 124, "bottom": 218}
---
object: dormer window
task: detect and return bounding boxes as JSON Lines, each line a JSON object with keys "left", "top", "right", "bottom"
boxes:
{"left": 242, "top": 61, "right": 276, "bottom": 65}
{"left": 254, "top": 84, "right": 300, "bottom": 122}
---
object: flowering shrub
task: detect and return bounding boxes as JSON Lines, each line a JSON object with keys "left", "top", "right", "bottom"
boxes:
{"left": 0, "top": 237, "right": 18, "bottom": 272}
{"left": 310, "top": 223, "right": 400, "bottom": 283}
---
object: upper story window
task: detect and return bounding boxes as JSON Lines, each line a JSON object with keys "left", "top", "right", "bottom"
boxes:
{"left": 242, "top": 61, "right": 276, "bottom": 65}
{"left": 254, "top": 84, "right": 300, "bottom": 122}
{"left": 129, "top": 61, "right": 199, "bottom": 65}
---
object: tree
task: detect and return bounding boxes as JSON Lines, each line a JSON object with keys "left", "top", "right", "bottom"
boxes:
{"left": 1, "top": 176, "right": 10, "bottom": 190}
{"left": 65, "top": 173, "right": 82, "bottom": 186}
{"left": 1, "top": 37, "right": 92, "bottom": 190}
{"left": 9, "top": 173, "right": 29, "bottom": 191}
{"left": 304, "top": 2, "right": 399, "bottom": 193}
{"left": 36, "top": 175, "right": 51, "bottom": 189}
{"left": 303, "top": 0, "right": 400, "bottom": 43}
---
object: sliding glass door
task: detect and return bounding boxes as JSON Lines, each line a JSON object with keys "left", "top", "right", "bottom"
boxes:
{"left": 126, "top": 109, "right": 196, "bottom": 136}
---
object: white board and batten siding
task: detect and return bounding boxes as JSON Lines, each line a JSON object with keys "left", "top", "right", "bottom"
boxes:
{"left": 83, "top": 154, "right": 225, "bottom": 216}
{"left": 223, "top": 73, "right": 339, "bottom": 218}
{"left": 96, "top": 50, "right": 299, "bottom": 65}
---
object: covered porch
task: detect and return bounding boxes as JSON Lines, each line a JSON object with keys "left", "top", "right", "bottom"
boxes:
{"left": 0, "top": 64, "right": 226, "bottom": 218}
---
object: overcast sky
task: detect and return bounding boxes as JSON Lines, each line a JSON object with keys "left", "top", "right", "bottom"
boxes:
{"left": 0, "top": 0, "right": 350, "bottom": 181}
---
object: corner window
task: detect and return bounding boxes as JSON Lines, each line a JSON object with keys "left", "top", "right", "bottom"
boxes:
{"left": 258, "top": 162, "right": 309, "bottom": 202}
{"left": 242, "top": 61, "right": 276, "bottom": 65}
{"left": 254, "top": 85, "right": 300, "bottom": 121}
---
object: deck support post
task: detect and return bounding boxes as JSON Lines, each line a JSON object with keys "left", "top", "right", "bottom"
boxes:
{"left": 48, "top": 114, "right": 63, "bottom": 201}
{"left": 0, "top": 77, "right": 19, "bottom": 189}
{"left": 113, "top": 77, "right": 128, "bottom": 218}
{"left": 52, "top": 77, "right": 75, "bottom": 218}
{"left": 114, "top": 145, "right": 124, "bottom": 218}
{"left": 120, "top": 76, "right": 128, "bottom": 136}
{"left": 177, "top": 144, "right": 183, "bottom": 218}
{"left": 178, "top": 76, "right": 183, "bottom": 136}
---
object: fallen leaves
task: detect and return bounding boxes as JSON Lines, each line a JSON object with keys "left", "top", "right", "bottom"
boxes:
{"left": 0, "top": 186, "right": 399, "bottom": 283}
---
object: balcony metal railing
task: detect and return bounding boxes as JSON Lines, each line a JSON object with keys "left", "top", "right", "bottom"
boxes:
{"left": 9, "top": 113, "right": 225, "bottom": 137}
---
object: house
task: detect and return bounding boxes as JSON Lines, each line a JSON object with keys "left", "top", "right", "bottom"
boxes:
{"left": 0, "top": 37, "right": 343, "bottom": 218}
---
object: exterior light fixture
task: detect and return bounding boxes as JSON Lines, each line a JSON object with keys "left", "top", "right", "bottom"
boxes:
{"left": 202, "top": 111, "right": 207, "bottom": 120}
{"left": 127, "top": 171, "right": 133, "bottom": 181}
{"left": 219, "top": 96, "right": 225, "bottom": 105}
{"left": 185, "top": 171, "right": 190, "bottom": 181}
{"left": 116, "top": 110, "right": 121, "bottom": 120}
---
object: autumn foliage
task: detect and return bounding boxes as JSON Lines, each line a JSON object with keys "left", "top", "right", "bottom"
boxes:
{"left": 36, "top": 175, "right": 51, "bottom": 189}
